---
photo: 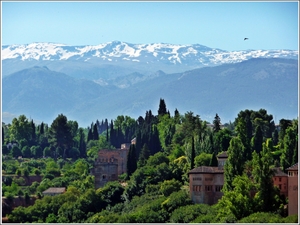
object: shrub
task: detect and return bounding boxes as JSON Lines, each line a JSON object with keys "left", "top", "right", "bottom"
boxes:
{"left": 238, "top": 212, "right": 282, "bottom": 223}
{"left": 160, "top": 179, "right": 182, "bottom": 197}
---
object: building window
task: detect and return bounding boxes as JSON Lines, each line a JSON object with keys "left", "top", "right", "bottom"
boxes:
{"left": 193, "top": 185, "right": 201, "bottom": 192}
{"left": 279, "top": 178, "right": 281, "bottom": 182}
{"left": 197, "top": 185, "right": 201, "bottom": 192}
{"left": 279, "top": 184, "right": 282, "bottom": 190}
{"left": 215, "top": 185, "right": 223, "bottom": 192}
{"left": 205, "top": 185, "right": 212, "bottom": 192}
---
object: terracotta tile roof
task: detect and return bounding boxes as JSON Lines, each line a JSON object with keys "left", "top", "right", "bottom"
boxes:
{"left": 189, "top": 166, "right": 224, "bottom": 174}
{"left": 42, "top": 187, "right": 66, "bottom": 194}
{"left": 217, "top": 151, "right": 228, "bottom": 158}
{"left": 286, "top": 162, "right": 298, "bottom": 171}
{"left": 272, "top": 167, "right": 288, "bottom": 176}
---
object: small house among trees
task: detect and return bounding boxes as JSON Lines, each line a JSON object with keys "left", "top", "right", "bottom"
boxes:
{"left": 42, "top": 187, "right": 66, "bottom": 196}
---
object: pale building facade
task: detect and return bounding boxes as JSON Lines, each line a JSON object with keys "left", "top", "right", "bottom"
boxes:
{"left": 188, "top": 152, "right": 227, "bottom": 205}
{"left": 90, "top": 143, "right": 130, "bottom": 189}
{"left": 287, "top": 163, "right": 298, "bottom": 216}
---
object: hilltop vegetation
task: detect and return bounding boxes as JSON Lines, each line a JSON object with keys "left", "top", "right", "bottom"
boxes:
{"left": 2, "top": 98, "right": 298, "bottom": 223}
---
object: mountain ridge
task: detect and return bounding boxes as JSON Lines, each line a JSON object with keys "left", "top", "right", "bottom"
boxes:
{"left": 2, "top": 41, "right": 298, "bottom": 76}
{"left": 2, "top": 58, "right": 298, "bottom": 127}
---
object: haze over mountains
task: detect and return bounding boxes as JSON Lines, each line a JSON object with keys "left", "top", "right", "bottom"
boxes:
{"left": 2, "top": 41, "right": 298, "bottom": 127}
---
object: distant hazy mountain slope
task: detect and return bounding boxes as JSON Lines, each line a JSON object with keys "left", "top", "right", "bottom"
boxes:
{"left": 2, "top": 66, "right": 116, "bottom": 123}
{"left": 2, "top": 58, "right": 298, "bottom": 126}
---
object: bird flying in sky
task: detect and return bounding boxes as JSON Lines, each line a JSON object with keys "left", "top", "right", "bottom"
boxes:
{"left": 244, "top": 38, "right": 249, "bottom": 40}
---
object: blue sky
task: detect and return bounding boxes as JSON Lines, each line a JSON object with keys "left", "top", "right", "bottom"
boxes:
{"left": 1, "top": 1, "right": 298, "bottom": 51}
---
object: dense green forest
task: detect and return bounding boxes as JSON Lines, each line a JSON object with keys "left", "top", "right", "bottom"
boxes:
{"left": 2, "top": 98, "right": 298, "bottom": 223}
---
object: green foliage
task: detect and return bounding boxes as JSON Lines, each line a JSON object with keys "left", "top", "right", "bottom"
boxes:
{"left": 281, "top": 214, "right": 298, "bottom": 223}
{"left": 213, "top": 113, "right": 221, "bottom": 133}
{"left": 159, "top": 179, "right": 182, "bottom": 197}
{"left": 223, "top": 136, "right": 245, "bottom": 191}
{"left": 161, "top": 189, "right": 192, "bottom": 216}
{"left": 157, "top": 114, "right": 176, "bottom": 153}
{"left": 252, "top": 139, "right": 283, "bottom": 213}
{"left": 96, "top": 181, "right": 124, "bottom": 206}
{"left": 170, "top": 204, "right": 212, "bottom": 223}
{"left": 238, "top": 212, "right": 283, "bottom": 223}
{"left": 21, "top": 146, "right": 31, "bottom": 158}
{"left": 215, "top": 174, "right": 256, "bottom": 221}
{"left": 158, "top": 98, "right": 167, "bottom": 116}
{"left": 138, "top": 143, "right": 150, "bottom": 167}
{"left": 146, "top": 152, "right": 169, "bottom": 167}
{"left": 280, "top": 119, "right": 298, "bottom": 171}
{"left": 12, "top": 177, "right": 26, "bottom": 186}
{"left": 194, "top": 152, "right": 212, "bottom": 167}
{"left": 49, "top": 114, "right": 73, "bottom": 158}
{"left": 3, "top": 103, "right": 297, "bottom": 223}
{"left": 169, "top": 156, "right": 189, "bottom": 183}
{"left": 9, "top": 115, "right": 32, "bottom": 142}
{"left": 127, "top": 144, "right": 137, "bottom": 177}
{"left": 213, "top": 128, "right": 232, "bottom": 153}
{"left": 11, "top": 146, "right": 22, "bottom": 158}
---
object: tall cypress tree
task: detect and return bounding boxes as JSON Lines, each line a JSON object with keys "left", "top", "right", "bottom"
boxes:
{"left": 78, "top": 128, "right": 87, "bottom": 158}
{"left": 138, "top": 143, "right": 150, "bottom": 167}
{"left": 223, "top": 136, "right": 245, "bottom": 192}
{"left": 127, "top": 144, "right": 137, "bottom": 177}
{"left": 158, "top": 98, "right": 167, "bottom": 116}
{"left": 251, "top": 125, "right": 263, "bottom": 154}
{"left": 93, "top": 123, "right": 99, "bottom": 140}
{"left": 191, "top": 136, "right": 195, "bottom": 169}
{"left": 106, "top": 119, "right": 109, "bottom": 142}
{"left": 40, "top": 122, "right": 44, "bottom": 135}
{"left": 252, "top": 139, "right": 278, "bottom": 212}
{"left": 110, "top": 120, "right": 117, "bottom": 147}
{"left": 2, "top": 126, "right": 4, "bottom": 145}
{"left": 87, "top": 128, "right": 93, "bottom": 142}
{"left": 213, "top": 113, "right": 221, "bottom": 133}
{"left": 30, "top": 120, "right": 36, "bottom": 145}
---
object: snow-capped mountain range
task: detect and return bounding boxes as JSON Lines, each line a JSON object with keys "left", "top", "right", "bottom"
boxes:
{"left": 2, "top": 41, "right": 298, "bottom": 127}
{"left": 2, "top": 41, "right": 298, "bottom": 72}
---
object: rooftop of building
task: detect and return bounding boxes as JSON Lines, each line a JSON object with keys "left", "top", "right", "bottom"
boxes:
{"left": 272, "top": 167, "right": 288, "bottom": 177}
{"left": 217, "top": 151, "right": 228, "bottom": 158}
{"left": 286, "top": 162, "right": 298, "bottom": 171}
{"left": 188, "top": 166, "right": 224, "bottom": 174}
{"left": 42, "top": 187, "right": 66, "bottom": 194}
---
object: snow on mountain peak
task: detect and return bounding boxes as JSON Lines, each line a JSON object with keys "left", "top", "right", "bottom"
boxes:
{"left": 1, "top": 41, "right": 298, "bottom": 66}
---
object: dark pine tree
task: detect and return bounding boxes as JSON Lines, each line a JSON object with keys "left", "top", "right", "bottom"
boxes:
{"left": 174, "top": 108, "right": 180, "bottom": 124}
{"left": 87, "top": 128, "right": 93, "bottom": 142}
{"left": 138, "top": 143, "right": 150, "bottom": 167}
{"left": 210, "top": 152, "right": 218, "bottom": 167}
{"left": 191, "top": 136, "right": 196, "bottom": 169}
{"left": 252, "top": 125, "right": 263, "bottom": 154}
{"left": 158, "top": 98, "right": 167, "bottom": 116}
{"left": 30, "top": 120, "right": 36, "bottom": 146}
{"left": 127, "top": 144, "right": 137, "bottom": 178}
{"left": 40, "top": 122, "right": 44, "bottom": 135}
{"left": 2, "top": 126, "right": 4, "bottom": 145}
{"left": 106, "top": 119, "right": 109, "bottom": 142}
{"left": 149, "top": 125, "right": 161, "bottom": 156}
{"left": 213, "top": 113, "right": 221, "bottom": 133}
{"left": 272, "top": 129, "right": 279, "bottom": 146}
{"left": 93, "top": 123, "right": 99, "bottom": 140}
{"left": 78, "top": 128, "right": 87, "bottom": 158}
{"left": 110, "top": 120, "right": 117, "bottom": 148}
